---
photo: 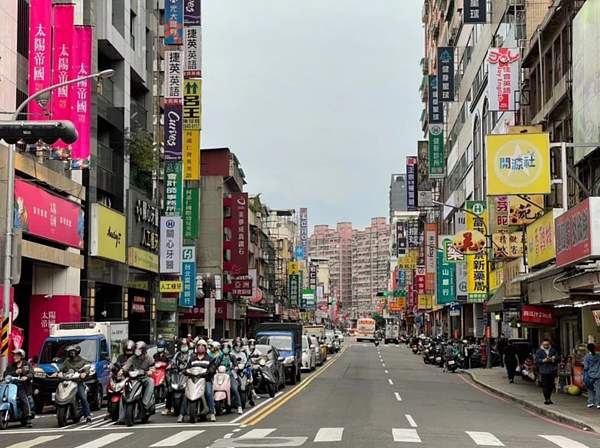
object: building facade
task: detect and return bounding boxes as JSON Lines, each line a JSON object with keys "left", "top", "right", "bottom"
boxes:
{"left": 389, "top": 174, "right": 408, "bottom": 220}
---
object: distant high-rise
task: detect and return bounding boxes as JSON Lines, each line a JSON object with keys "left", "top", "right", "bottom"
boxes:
{"left": 390, "top": 174, "right": 407, "bottom": 220}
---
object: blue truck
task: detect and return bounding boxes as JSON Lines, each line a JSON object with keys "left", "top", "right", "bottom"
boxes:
{"left": 32, "top": 321, "right": 128, "bottom": 414}
{"left": 255, "top": 322, "right": 302, "bottom": 385}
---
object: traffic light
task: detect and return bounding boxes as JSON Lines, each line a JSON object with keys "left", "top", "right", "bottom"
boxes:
{"left": 376, "top": 292, "right": 388, "bottom": 297}
{"left": 0, "top": 120, "right": 78, "bottom": 145}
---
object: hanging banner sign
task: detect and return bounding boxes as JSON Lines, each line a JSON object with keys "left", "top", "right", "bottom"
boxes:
{"left": 183, "top": 0, "right": 201, "bottom": 26}
{"left": 70, "top": 26, "right": 93, "bottom": 169}
{"left": 429, "top": 124, "right": 445, "bottom": 178}
{"left": 437, "top": 250, "right": 455, "bottom": 305}
{"left": 28, "top": 0, "right": 52, "bottom": 119}
{"left": 183, "top": 130, "right": 200, "bottom": 181}
{"left": 406, "top": 157, "right": 417, "bottom": 211}
{"left": 160, "top": 217, "right": 182, "bottom": 274}
{"left": 288, "top": 275, "right": 300, "bottom": 309}
{"left": 464, "top": 0, "right": 487, "bottom": 24}
{"left": 184, "top": 80, "right": 202, "bottom": 130}
{"left": 180, "top": 245, "right": 196, "bottom": 307}
{"left": 428, "top": 75, "right": 444, "bottom": 124}
{"left": 165, "top": 0, "right": 184, "bottom": 45}
{"left": 396, "top": 220, "right": 407, "bottom": 257}
{"left": 466, "top": 201, "right": 488, "bottom": 303}
{"left": 425, "top": 223, "right": 437, "bottom": 294}
{"left": 164, "top": 162, "right": 183, "bottom": 216}
{"left": 184, "top": 26, "right": 202, "bottom": 78}
{"left": 526, "top": 209, "right": 559, "bottom": 268}
{"left": 437, "top": 47, "right": 455, "bottom": 102}
{"left": 164, "top": 105, "right": 184, "bottom": 161}
{"left": 487, "top": 48, "right": 520, "bottom": 111}
{"left": 183, "top": 188, "right": 199, "bottom": 239}
{"left": 165, "top": 51, "right": 184, "bottom": 106}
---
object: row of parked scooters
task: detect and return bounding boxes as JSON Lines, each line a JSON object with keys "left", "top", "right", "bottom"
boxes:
{"left": 409, "top": 336, "right": 502, "bottom": 371}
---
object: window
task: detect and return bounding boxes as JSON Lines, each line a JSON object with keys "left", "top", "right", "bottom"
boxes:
{"left": 100, "top": 339, "right": 110, "bottom": 361}
{"left": 482, "top": 100, "right": 490, "bottom": 197}
{"left": 130, "top": 10, "right": 136, "bottom": 50}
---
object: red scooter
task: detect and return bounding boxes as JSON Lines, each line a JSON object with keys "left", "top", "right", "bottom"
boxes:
{"left": 107, "top": 371, "right": 126, "bottom": 421}
{"left": 153, "top": 361, "right": 168, "bottom": 403}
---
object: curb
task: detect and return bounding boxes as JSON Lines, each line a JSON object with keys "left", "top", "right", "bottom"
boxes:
{"left": 461, "top": 370, "right": 600, "bottom": 433}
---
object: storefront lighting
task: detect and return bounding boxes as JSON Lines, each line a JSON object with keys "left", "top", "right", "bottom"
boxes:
{"left": 574, "top": 301, "right": 600, "bottom": 308}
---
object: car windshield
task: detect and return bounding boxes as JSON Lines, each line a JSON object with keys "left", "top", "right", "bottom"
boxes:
{"left": 39, "top": 339, "right": 97, "bottom": 364}
{"left": 257, "top": 336, "right": 293, "bottom": 351}
{"left": 302, "top": 337, "right": 309, "bottom": 350}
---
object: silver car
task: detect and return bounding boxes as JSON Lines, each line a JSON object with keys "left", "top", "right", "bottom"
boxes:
{"left": 301, "top": 335, "right": 316, "bottom": 371}
{"left": 309, "top": 336, "right": 324, "bottom": 366}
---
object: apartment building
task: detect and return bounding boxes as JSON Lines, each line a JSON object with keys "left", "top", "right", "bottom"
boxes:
{"left": 389, "top": 174, "right": 408, "bottom": 220}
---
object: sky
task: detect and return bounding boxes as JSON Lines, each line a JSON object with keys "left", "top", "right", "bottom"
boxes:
{"left": 202, "top": 0, "right": 424, "bottom": 232}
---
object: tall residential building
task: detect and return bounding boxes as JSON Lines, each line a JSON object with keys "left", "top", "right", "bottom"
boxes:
{"left": 264, "top": 209, "right": 297, "bottom": 307}
{"left": 389, "top": 174, "right": 407, "bottom": 220}
{"left": 351, "top": 218, "right": 390, "bottom": 314}
{"left": 307, "top": 223, "right": 352, "bottom": 307}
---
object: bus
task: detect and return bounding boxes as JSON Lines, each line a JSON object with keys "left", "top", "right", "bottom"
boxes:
{"left": 356, "top": 318, "right": 376, "bottom": 342}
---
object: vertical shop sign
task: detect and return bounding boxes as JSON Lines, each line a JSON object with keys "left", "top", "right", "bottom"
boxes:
{"left": 425, "top": 223, "right": 437, "bottom": 294}
{"left": 28, "top": 0, "right": 52, "bottom": 119}
{"left": 184, "top": 27, "right": 202, "bottom": 78}
{"left": 183, "top": 0, "right": 201, "bottom": 26}
{"left": 288, "top": 275, "right": 299, "bottom": 309}
{"left": 454, "top": 212, "right": 468, "bottom": 298}
{"left": 467, "top": 201, "right": 488, "bottom": 303}
{"left": 396, "top": 220, "right": 407, "bottom": 257}
{"left": 229, "top": 193, "right": 249, "bottom": 276}
{"left": 183, "top": 188, "right": 199, "bottom": 239}
{"left": 183, "top": 130, "right": 200, "bottom": 180}
{"left": 180, "top": 245, "right": 196, "bottom": 307}
{"left": 184, "top": 80, "right": 202, "bottom": 130}
{"left": 164, "top": 162, "right": 183, "bottom": 216}
{"left": 437, "top": 251, "right": 455, "bottom": 305}
{"left": 428, "top": 124, "right": 445, "bottom": 178}
{"left": 164, "top": 0, "right": 184, "bottom": 45}
{"left": 164, "top": 105, "right": 183, "bottom": 161}
{"left": 428, "top": 75, "right": 444, "bottom": 124}
{"left": 464, "top": 0, "right": 487, "bottom": 24}
{"left": 300, "top": 208, "right": 308, "bottom": 251}
{"left": 437, "top": 47, "right": 455, "bottom": 101}
{"left": 160, "top": 217, "right": 182, "bottom": 274}
{"left": 165, "top": 51, "right": 184, "bottom": 105}
{"left": 406, "top": 157, "right": 417, "bottom": 211}
{"left": 407, "top": 220, "right": 420, "bottom": 248}
{"left": 487, "top": 48, "right": 520, "bottom": 111}
{"left": 415, "top": 265, "right": 426, "bottom": 295}
{"left": 70, "top": 27, "right": 92, "bottom": 169}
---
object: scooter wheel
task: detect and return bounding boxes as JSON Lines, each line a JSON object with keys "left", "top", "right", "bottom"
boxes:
{"left": 125, "top": 404, "right": 135, "bottom": 427}
{"left": 0, "top": 410, "right": 10, "bottom": 430}
{"left": 172, "top": 397, "right": 182, "bottom": 417}
{"left": 240, "top": 391, "right": 247, "bottom": 410}
{"left": 109, "top": 402, "right": 120, "bottom": 422}
{"left": 188, "top": 402, "right": 197, "bottom": 424}
{"left": 266, "top": 383, "right": 276, "bottom": 398}
{"left": 57, "top": 406, "right": 69, "bottom": 428}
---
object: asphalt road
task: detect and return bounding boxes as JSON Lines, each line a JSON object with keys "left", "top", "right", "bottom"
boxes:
{"left": 3, "top": 340, "right": 600, "bottom": 448}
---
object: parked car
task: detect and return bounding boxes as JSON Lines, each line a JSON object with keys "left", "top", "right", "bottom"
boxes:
{"left": 309, "top": 336, "right": 324, "bottom": 366}
{"left": 301, "top": 336, "right": 316, "bottom": 371}
{"left": 252, "top": 344, "right": 286, "bottom": 392}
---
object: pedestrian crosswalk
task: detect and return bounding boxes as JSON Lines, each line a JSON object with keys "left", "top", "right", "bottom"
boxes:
{"left": 3, "top": 428, "right": 597, "bottom": 448}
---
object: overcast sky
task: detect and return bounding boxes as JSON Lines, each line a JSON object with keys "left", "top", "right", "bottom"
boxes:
{"left": 202, "top": 1, "right": 424, "bottom": 231}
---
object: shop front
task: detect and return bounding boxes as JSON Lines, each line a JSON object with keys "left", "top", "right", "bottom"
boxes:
{"left": 179, "top": 300, "right": 234, "bottom": 340}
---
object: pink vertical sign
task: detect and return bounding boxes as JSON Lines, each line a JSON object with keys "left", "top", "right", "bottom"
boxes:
{"left": 70, "top": 26, "right": 92, "bottom": 169}
{"left": 28, "top": 0, "right": 53, "bottom": 119}
{"left": 51, "top": 4, "right": 75, "bottom": 159}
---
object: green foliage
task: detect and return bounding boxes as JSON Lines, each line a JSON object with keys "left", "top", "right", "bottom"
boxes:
{"left": 126, "top": 128, "right": 157, "bottom": 191}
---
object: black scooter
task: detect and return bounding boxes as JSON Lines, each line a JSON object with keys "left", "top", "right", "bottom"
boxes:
{"left": 123, "top": 369, "right": 155, "bottom": 427}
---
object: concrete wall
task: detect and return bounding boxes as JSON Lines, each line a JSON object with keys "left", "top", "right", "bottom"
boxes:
{"left": 198, "top": 176, "right": 224, "bottom": 275}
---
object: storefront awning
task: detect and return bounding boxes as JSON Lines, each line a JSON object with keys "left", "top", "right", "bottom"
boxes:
{"left": 511, "top": 264, "right": 563, "bottom": 285}
{"left": 487, "top": 284, "right": 505, "bottom": 313}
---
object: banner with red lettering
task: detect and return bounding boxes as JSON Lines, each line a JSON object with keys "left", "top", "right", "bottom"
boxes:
{"left": 522, "top": 305, "right": 554, "bottom": 326}
{"left": 224, "top": 193, "right": 248, "bottom": 276}
{"left": 28, "top": 0, "right": 52, "bottom": 118}
{"left": 70, "top": 26, "right": 92, "bottom": 169}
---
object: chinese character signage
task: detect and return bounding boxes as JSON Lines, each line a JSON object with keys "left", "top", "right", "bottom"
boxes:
{"left": 183, "top": 0, "right": 201, "bottom": 26}
{"left": 183, "top": 130, "right": 200, "bottom": 180}
{"left": 184, "top": 27, "right": 202, "bottom": 78}
{"left": 437, "top": 47, "right": 455, "bottom": 102}
{"left": 504, "top": 258, "right": 522, "bottom": 297}
{"left": 14, "top": 179, "right": 84, "bottom": 249}
{"left": 555, "top": 197, "right": 600, "bottom": 268}
{"left": 70, "top": 26, "right": 93, "bottom": 169}
{"left": 406, "top": 157, "right": 417, "bottom": 211}
{"left": 486, "top": 133, "right": 551, "bottom": 195}
{"left": 418, "top": 294, "right": 433, "bottom": 310}
{"left": 165, "top": 0, "right": 184, "bottom": 45}
{"left": 407, "top": 220, "right": 420, "bottom": 248}
{"left": 295, "top": 246, "right": 305, "bottom": 260}
{"left": 437, "top": 250, "right": 455, "bottom": 305}
{"left": 184, "top": 80, "right": 202, "bottom": 130}
{"left": 164, "top": 162, "right": 183, "bottom": 216}
{"left": 415, "top": 265, "right": 426, "bottom": 295}
{"left": 165, "top": 51, "right": 184, "bottom": 105}
{"left": 160, "top": 217, "right": 182, "bottom": 274}
{"left": 428, "top": 75, "right": 444, "bottom": 124}
{"left": 492, "top": 232, "right": 524, "bottom": 258}
{"left": 226, "top": 193, "right": 249, "bottom": 276}
{"left": 487, "top": 48, "right": 520, "bottom": 111}
{"left": 28, "top": 0, "right": 52, "bottom": 119}
{"left": 180, "top": 245, "right": 196, "bottom": 307}
{"left": 160, "top": 281, "right": 183, "bottom": 293}
{"left": 466, "top": 201, "right": 488, "bottom": 303}
{"left": 522, "top": 305, "right": 554, "bottom": 326}
{"left": 425, "top": 223, "right": 437, "bottom": 294}
{"left": 309, "top": 263, "right": 318, "bottom": 290}
{"left": 288, "top": 274, "right": 300, "bottom": 309}
{"left": 429, "top": 124, "right": 445, "bottom": 178}
{"left": 396, "top": 220, "right": 407, "bottom": 257}
{"left": 300, "top": 208, "right": 308, "bottom": 250}
{"left": 489, "top": 195, "right": 510, "bottom": 234}
{"left": 464, "top": 0, "right": 487, "bottom": 24}
{"left": 454, "top": 212, "right": 468, "bottom": 297}
{"left": 232, "top": 278, "right": 253, "bottom": 296}
{"left": 443, "top": 239, "right": 465, "bottom": 263}
{"left": 527, "top": 209, "right": 558, "bottom": 268}
{"left": 129, "top": 190, "right": 160, "bottom": 252}
{"left": 509, "top": 195, "right": 545, "bottom": 225}
{"left": 397, "top": 270, "right": 406, "bottom": 288}
{"left": 183, "top": 188, "right": 199, "bottom": 239}
{"left": 417, "top": 140, "right": 430, "bottom": 188}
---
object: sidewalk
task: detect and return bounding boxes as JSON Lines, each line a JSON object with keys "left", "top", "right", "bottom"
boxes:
{"left": 461, "top": 367, "right": 600, "bottom": 433}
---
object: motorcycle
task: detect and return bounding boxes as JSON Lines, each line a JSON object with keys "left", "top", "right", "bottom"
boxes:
{"left": 0, "top": 376, "right": 36, "bottom": 430}
{"left": 252, "top": 357, "right": 278, "bottom": 398}
{"left": 169, "top": 365, "right": 188, "bottom": 417}
{"left": 411, "top": 344, "right": 419, "bottom": 354}
{"left": 374, "top": 338, "right": 380, "bottom": 347}
{"left": 213, "top": 366, "right": 231, "bottom": 416}
{"left": 123, "top": 369, "right": 155, "bottom": 427}
{"left": 236, "top": 359, "right": 252, "bottom": 410}
{"left": 106, "top": 371, "right": 126, "bottom": 422}
{"left": 446, "top": 355, "right": 458, "bottom": 372}
{"left": 53, "top": 363, "right": 93, "bottom": 428}
{"left": 184, "top": 361, "right": 209, "bottom": 423}
{"left": 153, "top": 361, "right": 168, "bottom": 404}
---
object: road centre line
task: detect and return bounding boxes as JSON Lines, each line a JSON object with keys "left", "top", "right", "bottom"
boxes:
{"left": 405, "top": 415, "right": 417, "bottom": 427}
{"left": 388, "top": 379, "right": 394, "bottom": 385}
{"left": 385, "top": 370, "right": 388, "bottom": 373}
{"left": 395, "top": 392, "right": 402, "bottom": 401}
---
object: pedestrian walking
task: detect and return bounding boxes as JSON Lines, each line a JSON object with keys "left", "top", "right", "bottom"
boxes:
{"left": 535, "top": 339, "right": 558, "bottom": 405}
{"left": 502, "top": 340, "right": 519, "bottom": 383}
{"left": 583, "top": 343, "right": 600, "bottom": 409}
{"left": 497, "top": 335, "right": 508, "bottom": 367}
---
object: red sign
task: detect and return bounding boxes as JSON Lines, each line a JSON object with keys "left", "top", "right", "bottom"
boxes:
{"left": 555, "top": 198, "right": 600, "bottom": 268}
{"left": 223, "top": 193, "right": 248, "bottom": 276}
{"left": 29, "top": 295, "right": 81, "bottom": 357}
{"left": 15, "top": 179, "right": 84, "bottom": 248}
{"left": 231, "top": 278, "right": 253, "bottom": 296}
{"left": 415, "top": 266, "right": 426, "bottom": 295}
{"left": 522, "top": 305, "right": 554, "bottom": 326}
{"left": 180, "top": 300, "right": 232, "bottom": 320}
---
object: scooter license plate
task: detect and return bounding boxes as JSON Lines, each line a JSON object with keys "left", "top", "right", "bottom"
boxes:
{"left": 51, "top": 392, "right": 56, "bottom": 402}
{"left": 448, "top": 361, "right": 455, "bottom": 365}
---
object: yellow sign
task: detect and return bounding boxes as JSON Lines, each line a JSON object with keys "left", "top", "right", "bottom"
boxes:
{"left": 490, "top": 266, "right": 504, "bottom": 294}
{"left": 183, "top": 130, "right": 200, "bottom": 181}
{"left": 526, "top": 209, "right": 558, "bottom": 267}
{"left": 452, "top": 229, "right": 486, "bottom": 255}
{"left": 509, "top": 195, "right": 545, "bottom": 225}
{"left": 486, "top": 133, "right": 551, "bottom": 195}
{"left": 398, "top": 256, "right": 417, "bottom": 269}
{"left": 92, "top": 204, "right": 126, "bottom": 263}
{"left": 289, "top": 261, "right": 299, "bottom": 275}
{"left": 503, "top": 258, "right": 522, "bottom": 297}
{"left": 492, "top": 232, "right": 524, "bottom": 258}
{"left": 128, "top": 281, "right": 150, "bottom": 291}
{"left": 183, "top": 80, "right": 202, "bottom": 130}
{"left": 389, "top": 298, "right": 405, "bottom": 311}
{"left": 418, "top": 294, "right": 434, "bottom": 310}
{"left": 508, "top": 126, "right": 543, "bottom": 134}
{"left": 466, "top": 201, "right": 487, "bottom": 303}
{"left": 128, "top": 247, "right": 159, "bottom": 273}
{"left": 160, "top": 281, "right": 183, "bottom": 293}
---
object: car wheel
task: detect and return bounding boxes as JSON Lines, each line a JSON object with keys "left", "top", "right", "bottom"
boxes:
{"left": 91, "top": 384, "right": 103, "bottom": 411}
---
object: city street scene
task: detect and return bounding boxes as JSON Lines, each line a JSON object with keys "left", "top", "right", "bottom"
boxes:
{"left": 2, "top": 0, "right": 600, "bottom": 447}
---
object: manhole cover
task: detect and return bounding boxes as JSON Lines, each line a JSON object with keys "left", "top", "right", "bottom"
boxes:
{"left": 211, "top": 437, "right": 308, "bottom": 448}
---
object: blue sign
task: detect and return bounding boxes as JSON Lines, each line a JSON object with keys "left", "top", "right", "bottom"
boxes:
{"left": 165, "top": 0, "right": 184, "bottom": 45}
{"left": 295, "top": 246, "right": 305, "bottom": 260}
{"left": 180, "top": 245, "right": 196, "bottom": 307}
{"left": 407, "top": 156, "right": 417, "bottom": 211}
{"left": 397, "top": 270, "right": 406, "bottom": 288}
{"left": 450, "top": 301, "right": 461, "bottom": 317}
{"left": 415, "top": 315, "right": 423, "bottom": 325}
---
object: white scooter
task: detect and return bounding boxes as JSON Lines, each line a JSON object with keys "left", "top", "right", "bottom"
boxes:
{"left": 213, "top": 366, "right": 231, "bottom": 415}
{"left": 184, "top": 361, "right": 209, "bottom": 423}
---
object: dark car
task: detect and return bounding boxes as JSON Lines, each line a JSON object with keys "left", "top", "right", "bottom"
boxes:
{"left": 251, "top": 344, "right": 286, "bottom": 397}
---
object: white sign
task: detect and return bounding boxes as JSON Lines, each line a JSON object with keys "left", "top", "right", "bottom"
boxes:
{"left": 205, "top": 297, "right": 216, "bottom": 330}
{"left": 184, "top": 27, "right": 202, "bottom": 78}
{"left": 487, "top": 48, "right": 520, "bottom": 112}
{"left": 418, "top": 190, "right": 432, "bottom": 207}
{"left": 160, "top": 216, "right": 182, "bottom": 274}
{"left": 165, "top": 50, "right": 183, "bottom": 105}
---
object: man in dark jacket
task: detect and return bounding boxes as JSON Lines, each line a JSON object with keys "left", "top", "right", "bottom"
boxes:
{"left": 3, "top": 349, "right": 34, "bottom": 427}
{"left": 502, "top": 340, "right": 520, "bottom": 383}
{"left": 535, "top": 338, "right": 559, "bottom": 405}
{"left": 52, "top": 345, "right": 92, "bottom": 423}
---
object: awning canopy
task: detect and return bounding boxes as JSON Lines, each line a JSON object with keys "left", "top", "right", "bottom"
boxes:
{"left": 487, "top": 284, "right": 505, "bottom": 313}
{"left": 511, "top": 264, "right": 564, "bottom": 284}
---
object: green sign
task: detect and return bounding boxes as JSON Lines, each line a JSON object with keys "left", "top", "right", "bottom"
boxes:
{"left": 393, "top": 290, "right": 407, "bottom": 298}
{"left": 183, "top": 188, "right": 199, "bottom": 239}
{"left": 437, "top": 251, "right": 455, "bottom": 305}
{"left": 164, "top": 162, "right": 183, "bottom": 216}
{"left": 157, "top": 295, "right": 178, "bottom": 312}
{"left": 429, "top": 124, "right": 445, "bottom": 178}
{"left": 288, "top": 274, "right": 300, "bottom": 309}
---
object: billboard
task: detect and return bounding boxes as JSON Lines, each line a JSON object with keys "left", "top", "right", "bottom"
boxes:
{"left": 300, "top": 208, "right": 308, "bottom": 251}
{"left": 437, "top": 47, "right": 455, "bottom": 101}
{"left": 487, "top": 48, "right": 520, "bottom": 111}
{"left": 555, "top": 198, "right": 600, "bottom": 268}
{"left": 466, "top": 201, "right": 487, "bottom": 304}
{"left": 527, "top": 209, "right": 560, "bottom": 268}
{"left": 406, "top": 157, "right": 417, "bottom": 211}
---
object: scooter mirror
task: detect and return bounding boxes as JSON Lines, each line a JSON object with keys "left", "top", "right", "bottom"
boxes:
{"left": 51, "top": 363, "right": 59, "bottom": 371}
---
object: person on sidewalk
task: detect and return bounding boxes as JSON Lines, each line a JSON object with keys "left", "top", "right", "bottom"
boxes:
{"left": 502, "top": 340, "right": 520, "bottom": 383}
{"left": 497, "top": 335, "right": 508, "bottom": 367}
{"left": 583, "top": 343, "right": 600, "bottom": 409}
{"left": 535, "top": 339, "right": 559, "bottom": 405}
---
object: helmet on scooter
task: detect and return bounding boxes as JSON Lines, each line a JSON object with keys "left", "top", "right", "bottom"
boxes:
{"left": 196, "top": 340, "right": 207, "bottom": 354}
{"left": 134, "top": 341, "right": 147, "bottom": 357}
{"left": 247, "top": 339, "right": 256, "bottom": 350}
{"left": 222, "top": 342, "right": 231, "bottom": 355}
{"left": 123, "top": 340, "right": 135, "bottom": 354}
{"left": 157, "top": 340, "right": 167, "bottom": 352}
{"left": 65, "top": 345, "right": 79, "bottom": 359}
{"left": 233, "top": 338, "right": 243, "bottom": 351}
{"left": 12, "top": 348, "right": 25, "bottom": 358}
{"left": 212, "top": 342, "right": 222, "bottom": 353}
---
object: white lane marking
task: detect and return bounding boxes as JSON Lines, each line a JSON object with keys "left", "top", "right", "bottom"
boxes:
{"left": 539, "top": 435, "right": 589, "bottom": 448}
{"left": 382, "top": 363, "right": 386, "bottom": 367}
{"left": 395, "top": 392, "right": 402, "bottom": 401}
{"left": 392, "top": 429, "right": 421, "bottom": 443}
{"left": 314, "top": 428, "right": 344, "bottom": 442}
{"left": 233, "top": 429, "right": 242, "bottom": 432}
{"left": 388, "top": 379, "right": 394, "bottom": 385}
{"left": 230, "top": 392, "right": 282, "bottom": 423}
{"left": 6, "top": 436, "right": 63, "bottom": 448}
{"left": 466, "top": 432, "right": 505, "bottom": 446}
{"left": 240, "top": 429, "right": 277, "bottom": 438}
{"left": 385, "top": 370, "right": 389, "bottom": 373}
{"left": 150, "top": 431, "right": 206, "bottom": 447}
{"left": 223, "top": 434, "right": 233, "bottom": 439}
{"left": 405, "top": 415, "right": 417, "bottom": 427}
{"left": 73, "top": 433, "right": 133, "bottom": 448}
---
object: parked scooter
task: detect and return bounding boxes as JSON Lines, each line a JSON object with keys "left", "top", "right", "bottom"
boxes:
{"left": 106, "top": 371, "right": 126, "bottom": 422}
{"left": 53, "top": 363, "right": 93, "bottom": 428}
{"left": 123, "top": 369, "right": 155, "bottom": 427}
{"left": 169, "top": 366, "right": 188, "bottom": 417}
{"left": 213, "top": 366, "right": 231, "bottom": 415}
{"left": 0, "top": 376, "right": 36, "bottom": 430}
{"left": 184, "top": 361, "right": 209, "bottom": 423}
{"left": 153, "top": 361, "right": 168, "bottom": 404}
{"left": 446, "top": 355, "right": 458, "bottom": 372}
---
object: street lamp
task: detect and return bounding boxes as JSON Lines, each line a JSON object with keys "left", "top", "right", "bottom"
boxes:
{"left": 0, "top": 69, "right": 115, "bottom": 373}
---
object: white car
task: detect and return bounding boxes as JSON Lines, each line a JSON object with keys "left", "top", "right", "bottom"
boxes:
{"left": 335, "top": 330, "right": 344, "bottom": 343}
{"left": 309, "top": 336, "right": 324, "bottom": 366}
{"left": 301, "top": 335, "right": 316, "bottom": 371}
